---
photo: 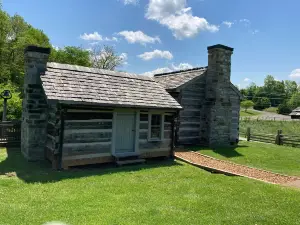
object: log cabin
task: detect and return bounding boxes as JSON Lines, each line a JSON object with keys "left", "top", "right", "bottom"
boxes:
{"left": 154, "top": 45, "right": 242, "bottom": 146}
{"left": 21, "top": 44, "right": 242, "bottom": 170}
{"left": 21, "top": 46, "right": 181, "bottom": 169}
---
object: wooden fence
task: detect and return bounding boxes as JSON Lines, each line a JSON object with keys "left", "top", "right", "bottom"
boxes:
{"left": 0, "top": 121, "right": 21, "bottom": 146}
{"left": 241, "top": 127, "right": 300, "bottom": 147}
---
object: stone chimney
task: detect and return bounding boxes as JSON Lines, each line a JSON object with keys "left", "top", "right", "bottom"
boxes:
{"left": 203, "top": 44, "right": 234, "bottom": 146}
{"left": 21, "top": 46, "right": 51, "bottom": 160}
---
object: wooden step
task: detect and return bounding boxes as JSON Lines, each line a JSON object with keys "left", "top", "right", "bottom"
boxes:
{"left": 116, "top": 158, "right": 145, "bottom": 166}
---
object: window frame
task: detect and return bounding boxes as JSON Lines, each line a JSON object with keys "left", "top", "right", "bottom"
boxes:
{"left": 148, "top": 113, "right": 164, "bottom": 142}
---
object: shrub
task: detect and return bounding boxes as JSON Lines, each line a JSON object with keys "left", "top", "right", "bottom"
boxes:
{"left": 253, "top": 97, "right": 271, "bottom": 110}
{"left": 277, "top": 102, "right": 292, "bottom": 115}
{"left": 240, "top": 100, "right": 254, "bottom": 112}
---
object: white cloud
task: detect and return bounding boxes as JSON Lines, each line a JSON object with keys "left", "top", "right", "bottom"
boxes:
{"left": 222, "top": 21, "right": 234, "bottom": 28}
{"left": 121, "top": 0, "right": 139, "bottom": 5}
{"left": 80, "top": 32, "right": 103, "bottom": 41}
{"left": 80, "top": 32, "right": 118, "bottom": 42}
{"left": 118, "top": 30, "right": 161, "bottom": 45}
{"left": 289, "top": 69, "right": 300, "bottom": 79}
{"left": 244, "top": 78, "right": 251, "bottom": 82}
{"left": 240, "top": 19, "right": 251, "bottom": 27}
{"left": 105, "top": 37, "right": 119, "bottom": 42}
{"left": 145, "top": 0, "right": 219, "bottom": 39}
{"left": 251, "top": 29, "right": 259, "bottom": 35}
{"left": 138, "top": 50, "right": 173, "bottom": 61}
{"left": 142, "top": 62, "right": 193, "bottom": 77}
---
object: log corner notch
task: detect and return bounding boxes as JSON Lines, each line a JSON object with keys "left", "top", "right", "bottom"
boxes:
{"left": 47, "top": 106, "right": 67, "bottom": 170}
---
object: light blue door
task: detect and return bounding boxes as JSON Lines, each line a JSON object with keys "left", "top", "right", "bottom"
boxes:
{"left": 115, "top": 113, "right": 135, "bottom": 153}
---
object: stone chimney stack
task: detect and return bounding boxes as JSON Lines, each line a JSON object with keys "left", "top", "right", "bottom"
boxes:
{"left": 202, "top": 44, "right": 234, "bottom": 146}
{"left": 21, "top": 46, "right": 51, "bottom": 160}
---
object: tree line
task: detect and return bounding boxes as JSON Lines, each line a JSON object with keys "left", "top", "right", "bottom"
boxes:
{"left": 0, "top": 6, "right": 125, "bottom": 120}
{"left": 240, "top": 75, "right": 300, "bottom": 114}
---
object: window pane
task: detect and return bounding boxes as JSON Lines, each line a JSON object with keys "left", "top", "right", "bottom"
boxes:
{"left": 151, "top": 114, "right": 161, "bottom": 139}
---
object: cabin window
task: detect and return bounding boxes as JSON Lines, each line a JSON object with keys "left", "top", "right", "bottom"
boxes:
{"left": 148, "top": 113, "right": 164, "bottom": 141}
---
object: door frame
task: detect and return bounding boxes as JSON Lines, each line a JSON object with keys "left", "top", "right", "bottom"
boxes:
{"left": 111, "top": 109, "right": 140, "bottom": 156}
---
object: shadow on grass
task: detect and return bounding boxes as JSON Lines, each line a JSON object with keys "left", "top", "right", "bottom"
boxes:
{"left": 0, "top": 146, "right": 182, "bottom": 184}
{"left": 187, "top": 144, "right": 249, "bottom": 158}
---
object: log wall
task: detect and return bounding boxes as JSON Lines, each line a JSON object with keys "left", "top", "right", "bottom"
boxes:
{"left": 45, "top": 103, "right": 60, "bottom": 167}
{"left": 61, "top": 111, "right": 114, "bottom": 167}
{"left": 178, "top": 75, "right": 206, "bottom": 145}
{"left": 229, "top": 88, "right": 240, "bottom": 142}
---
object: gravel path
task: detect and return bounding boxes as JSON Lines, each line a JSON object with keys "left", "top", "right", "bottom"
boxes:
{"left": 175, "top": 151, "right": 299, "bottom": 185}
{"left": 244, "top": 109, "right": 292, "bottom": 121}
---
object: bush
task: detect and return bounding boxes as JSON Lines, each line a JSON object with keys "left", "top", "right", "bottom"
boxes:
{"left": 277, "top": 102, "right": 292, "bottom": 115}
{"left": 253, "top": 97, "right": 271, "bottom": 110}
{"left": 240, "top": 100, "right": 254, "bottom": 112}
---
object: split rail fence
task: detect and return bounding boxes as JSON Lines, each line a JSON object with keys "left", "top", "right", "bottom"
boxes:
{"left": 240, "top": 128, "right": 300, "bottom": 147}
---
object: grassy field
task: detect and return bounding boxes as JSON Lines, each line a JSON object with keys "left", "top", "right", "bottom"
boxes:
{"left": 240, "top": 109, "right": 261, "bottom": 117}
{"left": 192, "top": 140, "right": 300, "bottom": 176}
{"left": 0, "top": 147, "right": 300, "bottom": 224}
{"left": 240, "top": 120, "right": 300, "bottom": 134}
{"left": 264, "top": 107, "right": 278, "bottom": 113}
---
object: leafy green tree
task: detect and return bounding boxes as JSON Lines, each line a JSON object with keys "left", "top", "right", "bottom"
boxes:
{"left": 240, "top": 100, "right": 254, "bottom": 112}
{"left": 284, "top": 80, "right": 298, "bottom": 98}
{"left": 49, "top": 46, "right": 91, "bottom": 67}
{"left": 288, "top": 92, "right": 300, "bottom": 110}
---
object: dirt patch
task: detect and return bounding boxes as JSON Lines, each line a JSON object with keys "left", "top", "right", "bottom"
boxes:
{"left": 175, "top": 151, "right": 299, "bottom": 185}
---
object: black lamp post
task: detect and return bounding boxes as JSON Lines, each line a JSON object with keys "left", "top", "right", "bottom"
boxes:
{"left": 1, "top": 90, "right": 12, "bottom": 121}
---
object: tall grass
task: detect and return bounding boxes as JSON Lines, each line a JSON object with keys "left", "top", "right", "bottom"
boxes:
{"left": 240, "top": 119, "right": 300, "bottom": 135}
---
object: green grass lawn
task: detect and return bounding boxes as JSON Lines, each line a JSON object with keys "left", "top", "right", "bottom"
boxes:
{"left": 192, "top": 140, "right": 300, "bottom": 177}
{"left": 264, "top": 107, "right": 278, "bottom": 113}
{"left": 0, "top": 147, "right": 300, "bottom": 225}
{"left": 240, "top": 120, "right": 300, "bottom": 134}
{"left": 240, "top": 109, "right": 261, "bottom": 117}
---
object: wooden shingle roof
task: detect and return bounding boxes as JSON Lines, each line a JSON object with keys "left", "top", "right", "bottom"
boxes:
{"left": 41, "top": 62, "right": 182, "bottom": 109}
{"left": 153, "top": 67, "right": 243, "bottom": 99}
{"left": 290, "top": 107, "right": 300, "bottom": 116}
{"left": 153, "top": 67, "right": 207, "bottom": 90}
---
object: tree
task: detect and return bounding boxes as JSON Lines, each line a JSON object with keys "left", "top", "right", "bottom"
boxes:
{"left": 49, "top": 46, "right": 91, "bottom": 67}
{"left": 240, "top": 100, "right": 254, "bottom": 112}
{"left": 288, "top": 92, "right": 300, "bottom": 110}
{"left": 90, "top": 45, "right": 126, "bottom": 70}
{"left": 253, "top": 97, "right": 271, "bottom": 110}
{"left": 277, "top": 102, "right": 292, "bottom": 115}
{"left": 284, "top": 80, "right": 298, "bottom": 98}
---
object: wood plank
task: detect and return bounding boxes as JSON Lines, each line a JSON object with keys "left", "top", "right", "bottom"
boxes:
{"left": 180, "top": 110, "right": 201, "bottom": 117}
{"left": 62, "top": 155, "right": 114, "bottom": 168}
{"left": 179, "top": 130, "right": 200, "bottom": 137}
{"left": 139, "top": 140, "right": 171, "bottom": 149}
{"left": 65, "top": 112, "right": 113, "bottom": 120}
{"left": 63, "top": 142, "right": 111, "bottom": 155}
{"left": 64, "top": 120, "right": 112, "bottom": 130}
{"left": 140, "top": 150, "right": 170, "bottom": 158}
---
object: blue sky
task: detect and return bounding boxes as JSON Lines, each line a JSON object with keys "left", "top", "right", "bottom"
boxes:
{"left": 3, "top": 0, "right": 300, "bottom": 88}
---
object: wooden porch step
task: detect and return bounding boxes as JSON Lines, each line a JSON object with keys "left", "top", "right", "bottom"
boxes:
{"left": 116, "top": 158, "right": 145, "bottom": 166}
